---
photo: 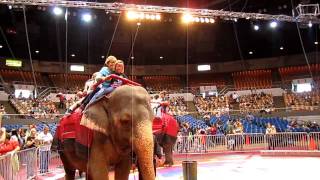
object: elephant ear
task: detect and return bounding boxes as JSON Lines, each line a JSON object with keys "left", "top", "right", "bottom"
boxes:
{"left": 80, "top": 98, "right": 110, "bottom": 135}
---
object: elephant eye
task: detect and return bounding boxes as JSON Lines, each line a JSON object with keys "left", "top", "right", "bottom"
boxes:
{"left": 120, "top": 119, "right": 131, "bottom": 128}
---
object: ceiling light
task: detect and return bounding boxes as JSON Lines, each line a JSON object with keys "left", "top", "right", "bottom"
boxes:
{"left": 127, "top": 11, "right": 138, "bottom": 20}
{"left": 35, "top": 50, "right": 39, "bottom": 54}
{"left": 101, "top": 56, "right": 105, "bottom": 59}
{"left": 182, "top": 13, "right": 193, "bottom": 24}
{"left": 254, "top": 25, "right": 259, "bottom": 31}
{"left": 270, "top": 21, "right": 278, "bottom": 28}
{"left": 53, "top": 7, "right": 63, "bottom": 16}
{"left": 137, "top": 22, "right": 141, "bottom": 26}
{"left": 131, "top": 56, "right": 134, "bottom": 59}
{"left": 308, "top": 21, "right": 313, "bottom": 28}
{"left": 315, "top": 41, "right": 319, "bottom": 45}
{"left": 280, "top": 46, "right": 284, "bottom": 50}
{"left": 81, "top": 13, "right": 92, "bottom": 23}
{"left": 155, "top": 14, "right": 161, "bottom": 20}
{"left": 0, "top": 45, "right": 3, "bottom": 49}
{"left": 160, "top": 56, "right": 163, "bottom": 59}
{"left": 209, "top": 18, "right": 215, "bottom": 23}
{"left": 249, "top": 51, "right": 253, "bottom": 55}
{"left": 71, "top": 54, "right": 75, "bottom": 57}
{"left": 205, "top": 18, "right": 209, "bottom": 23}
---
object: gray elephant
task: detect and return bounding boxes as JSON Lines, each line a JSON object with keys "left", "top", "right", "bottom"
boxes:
{"left": 55, "top": 85, "right": 156, "bottom": 180}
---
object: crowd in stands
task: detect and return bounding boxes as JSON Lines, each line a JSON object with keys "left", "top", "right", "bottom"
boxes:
{"left": 10, "top": 97, "right": 60, "bottom": 119}
{"left": 194, "top": 95, "right": 230, "bottom": 117}
{"left": 284, "top": 90, "right": 320, "bottom": 111}
{"left": 168, "top": 96, "right": 187, "bottom": 116}
{"left": 238, "top": 92, "right": 274, "bottom": 114}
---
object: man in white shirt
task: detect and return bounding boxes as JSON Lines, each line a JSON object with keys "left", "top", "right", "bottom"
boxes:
{"left": 37, "top": 126, "right": 53, "bottom": 174}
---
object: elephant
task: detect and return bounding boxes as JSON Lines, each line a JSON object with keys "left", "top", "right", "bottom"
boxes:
{"left": 54, "top": 85, "right": 156, "bottom": 180}
{"left": 152, "top": 113, "right": 179, "bottom": 166}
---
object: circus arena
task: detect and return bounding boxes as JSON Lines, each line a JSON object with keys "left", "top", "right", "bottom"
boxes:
{"left": 0, "top": 0, "right": 320, "bottom": 179}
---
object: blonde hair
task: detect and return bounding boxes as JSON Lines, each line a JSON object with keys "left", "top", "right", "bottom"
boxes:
{"left": 105, "top": 56, "right": 117, "bottom": 66}
{"left": 115, "top": 60, "right": 124, "bottom": 73}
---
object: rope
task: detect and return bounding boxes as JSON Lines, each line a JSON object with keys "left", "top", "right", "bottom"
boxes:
{"left": 22, "top": 6, "right": 38, "bottom": 94}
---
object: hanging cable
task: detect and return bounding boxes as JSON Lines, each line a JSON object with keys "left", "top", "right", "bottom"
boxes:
{"left": 290, "top": 0, "right": 314, "bottom": 80}
{"left": 22, "top": 6, "right": 38, "bottom": 93}
{"left": 227, "top": 0, "right": 246, "bottom": 70}
{"left": 106, "top": 12, "right": 122, "bottom": 56}
{"left": 64, "top": 8, "right": 69, "bottom": 89}
{"left": 127, "top": 23, "right": 140, "bottom": 65}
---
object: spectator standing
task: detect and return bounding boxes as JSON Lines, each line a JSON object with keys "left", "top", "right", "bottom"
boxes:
{"left": 37, "top": 126, "right": 53, "bottom": 174}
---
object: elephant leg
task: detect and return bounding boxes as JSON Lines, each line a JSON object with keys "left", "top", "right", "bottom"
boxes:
{"left": 88, "top": 145, "right": 109, "bottom": 180}
{"left": 114, "top": 157, "right": 131, "bottom": 180}
{"left": 60, "top": 153, "right": 76, "bottom": 180}
{"left": 163, "top": 145, "right": 174, "bottom": 166}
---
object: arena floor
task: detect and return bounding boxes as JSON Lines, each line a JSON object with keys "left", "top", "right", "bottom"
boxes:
{"left": 38, "top": 154, "right": 320, "bottom": 180}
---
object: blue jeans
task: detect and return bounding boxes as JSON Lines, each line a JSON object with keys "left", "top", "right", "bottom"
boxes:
{"left": 86, "top": 86, "right": 114, "bottom": 108}
{"left": 39, "top": 151, "right": 50, "bottom": 174}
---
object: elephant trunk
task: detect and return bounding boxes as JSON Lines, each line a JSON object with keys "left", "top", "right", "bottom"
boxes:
{"left": 134, "top": 120, "right": 155, "bottom": 180}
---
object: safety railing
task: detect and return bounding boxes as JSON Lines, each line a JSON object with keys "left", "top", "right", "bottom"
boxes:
{"left": 0, "top": 147, "right": 37, "bottom": 180}
{"left": 173, "top": 132, "right": 320, "bottom": 154}
{"left": 37, "top": 145, "right": 62, "bottom": 175}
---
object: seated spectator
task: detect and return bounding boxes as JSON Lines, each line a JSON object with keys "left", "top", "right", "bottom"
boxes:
{"left": 239, "top": 92, "right": 274, "bottom": 114}
{"left": 284, "top": 90, "right": 320, "bottom": 111}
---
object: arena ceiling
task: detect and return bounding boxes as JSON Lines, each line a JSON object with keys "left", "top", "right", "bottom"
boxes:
{"left": 0, "top": 0, "right": 319, "bottom": 66}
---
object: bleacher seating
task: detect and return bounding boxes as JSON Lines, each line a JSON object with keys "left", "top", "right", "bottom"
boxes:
{"left": 49, "top": 73, "right": 90, "bottom": 90}
{"left": 232, "top": 70, "right": 272, "bottom": 90}
{"left": 0, "top": 69, "right": 46, "bottom": 86}
{"left": 143, "top": 76, "right": 182, "bottom": 92}
{"left": 176, "top": 114, "right": 320, "bottom": 134}
{"left": 279, "top": 64, "right": 320, "bottom": 83}
{"left": 189, "top": 74, "right": 226, "bottom": 88}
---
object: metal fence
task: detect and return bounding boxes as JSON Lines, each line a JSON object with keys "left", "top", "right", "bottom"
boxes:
{"left": 173, "top": 132, "right": 320, "bottom": 154}
{"left": 1, "top": 132, "right": 320, "bottom": 179}
{"left": 0, "top": 148, "right": 37, "bottom": 180}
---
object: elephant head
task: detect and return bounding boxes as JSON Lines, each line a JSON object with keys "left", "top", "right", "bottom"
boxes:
{"left": 81, "top": 85, "right": 155, "bottom": 179}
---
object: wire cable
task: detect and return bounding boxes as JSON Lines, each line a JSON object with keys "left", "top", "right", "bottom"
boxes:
{"left": 22, "top": 6, "right": 38, "bottom": 93}
{"left": 107, "top": 12, "right": 122, "bottom": 56}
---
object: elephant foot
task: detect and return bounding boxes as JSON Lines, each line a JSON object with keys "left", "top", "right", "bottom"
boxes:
{"left": 163, "top": 161, "right": 174, "bottom": 167}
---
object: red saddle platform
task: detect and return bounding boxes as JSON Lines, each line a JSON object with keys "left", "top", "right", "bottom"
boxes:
{"left": 55, "top": 108, "right": 93, "bottom": 148}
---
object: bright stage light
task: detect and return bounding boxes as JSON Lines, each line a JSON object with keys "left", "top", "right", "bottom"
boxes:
{"left": 254, "top": 25, "right": 259, "bottom": 31}
{"left": 127, "top": 11, "right": 137, "bottom": 20}
{"left": 269, "top": 21, "right": 278, "bottom": 28}
{"left": 205, "top": 18, "right": 209, "bottom": 23}
{"left": 182, "top": 13, "right": 193, "bottom": 24}
{"left": 53, "top": 7, "right": 63, "bottom": 16}
{"left": 82, "top": 13, "right": 92, "bottom": 22}
{"left": 315, "top": 41, "right": 319, "bottom": 45}
{"left": 150, "top": 14, "right": 156, "bottom": 20}
{"left": 35, "top": 50, "right": 39, "bottom": 54}
{"left": 280, "top": 46, "right": 284, "bottom": 50}
{"left": 0, "top": 45, "right": 3, "bottom": 48}
{"left": 200, "top": 17, "right": 204, "bottom": 23}
{"left": 194, "top": 17, "right": 200, "bottom": 22}
{"left": 249, "top": 51, "right": 253, "bottom": 55}
{"left": 155, "top": 14, "right": 161, "bottom": 20}
{"left": 209, "top": 18, "right": 215, "bottom": 23}
{"left": 308, "top": 21, "right": 313, "bottom": 28}
{"left": 138, "top": 13, "right": 145, "bottom": 19}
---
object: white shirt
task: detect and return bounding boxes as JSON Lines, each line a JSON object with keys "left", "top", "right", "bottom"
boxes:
{"left": 37, "top": 132, "right": 53, "bottom": 151}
